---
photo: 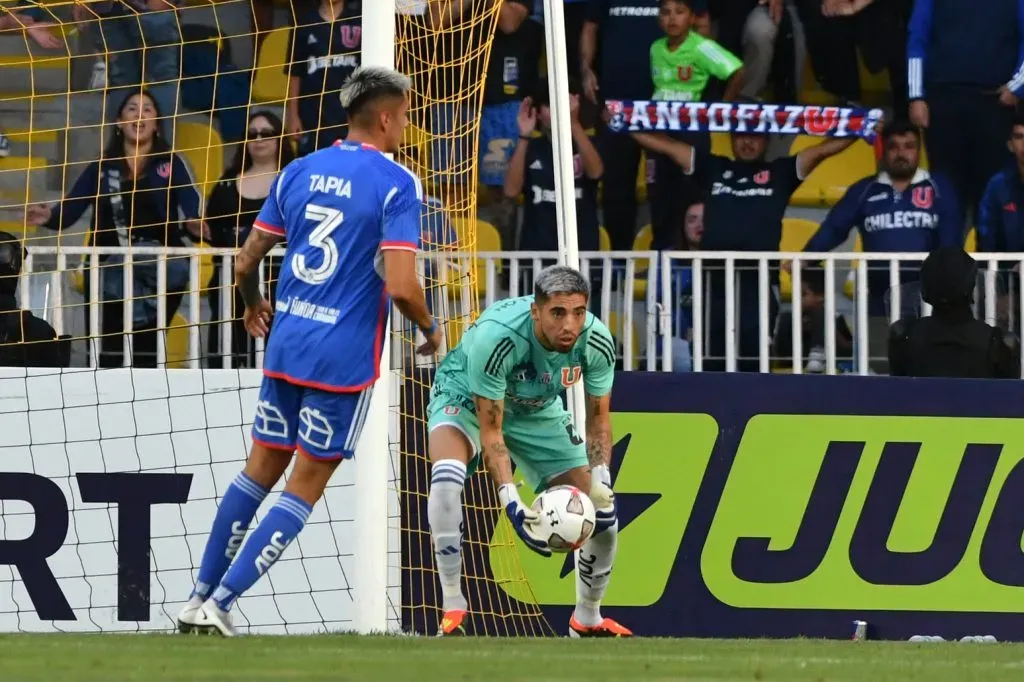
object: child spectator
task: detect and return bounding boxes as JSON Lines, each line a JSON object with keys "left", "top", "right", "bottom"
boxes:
{"left": 650, "top": 0, "right": 744, "bottom": 103}
{"left": 649, "top": 0, "right": 743, "bottom": 250}
{"left": 285, "top": 0, "right": 361, "bottom": 156}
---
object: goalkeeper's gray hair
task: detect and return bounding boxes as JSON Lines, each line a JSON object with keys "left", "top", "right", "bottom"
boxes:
{"left": 534, "top": 265, "right": 590, "bottom": 303}
{"left": 339, "top": 66, "right": 412, "bottom": 115}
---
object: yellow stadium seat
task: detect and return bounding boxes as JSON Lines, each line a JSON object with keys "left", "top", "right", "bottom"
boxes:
{"left": 710, "top": 132, "right": 733, "bottom": 158}
{"left": 449, "top": 218, "right": 502, "bottom": 300}
{"left": 252, "top": 27, "right": 291, "bottom": 104}
{"left": 789, "top": 135, "right": 878, "bottom": 207}
{"left": 844, "top": 235, "right": 863, "bottom": 300}
{"left": 599, "top": 225, "right": 611, "bottom": 251}
{"left": 965, "top": 226, "right": 977, "bottom": 252}
{"left": 630, "top": 225, "right": 654, "bottom": 299}
{"left": 633, "top": 224, "right": 653, "bottom": 251}
{"left": 174, "top": 121, "right": 225, "bottom": 198}
{"left": 636, "top": 152, "right": 648, "bottom": 204}
{"left": 400, "top": 124, "right": 430, "bottom": 177}
{"left": 165, "top": 312, "right": 190, "bottom": 368}
{"left": 778, "top": 218, "right": 821, "bottom": 301}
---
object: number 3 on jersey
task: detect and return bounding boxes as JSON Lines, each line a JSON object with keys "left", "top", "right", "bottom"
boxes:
{"left": 293, "top": 203, "right": 344, "bottom": 285}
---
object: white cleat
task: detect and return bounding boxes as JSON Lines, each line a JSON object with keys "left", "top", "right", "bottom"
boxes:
{"left": 176, "top": 595, "right": 205, "bottom": 633}
{"left": 193, "top": 599, "right": 237, "bottom": 637}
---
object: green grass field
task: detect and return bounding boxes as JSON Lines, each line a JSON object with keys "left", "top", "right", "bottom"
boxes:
{"left": 3, "top": 634, "right": 1024, "bottom": 681}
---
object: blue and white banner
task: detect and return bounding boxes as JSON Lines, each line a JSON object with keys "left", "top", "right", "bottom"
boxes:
{"left": 604, "top": 100, "right": 885, "bottom": 141}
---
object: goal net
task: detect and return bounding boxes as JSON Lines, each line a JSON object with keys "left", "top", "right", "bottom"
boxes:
{"left": 0, "top": 0, "right": 551, "bottom": 636}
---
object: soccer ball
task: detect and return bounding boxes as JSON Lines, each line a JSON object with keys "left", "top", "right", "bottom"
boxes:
{"left": 530, "top": 485, "right": 597, "bottom": 553}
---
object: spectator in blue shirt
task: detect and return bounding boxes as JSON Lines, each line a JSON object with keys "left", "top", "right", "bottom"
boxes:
{"left": 801, "top": 119, "right": 962, "bottom": 372}
{"left": 907, "top": 0, "right": 1021, "bottom": 224}
{"left": 976, "top": 111, "right": 1024, "bottom": 333}
{"left": 978, "top": 111, "right": 1024, "bottom": 254}
{"left": 25, "top": 90, "right": 206, "bottom": 368}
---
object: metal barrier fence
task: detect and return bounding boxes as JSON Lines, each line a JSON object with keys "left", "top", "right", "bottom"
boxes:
{"left": 18, "top": 246, "right": 1024, "bottom": 375}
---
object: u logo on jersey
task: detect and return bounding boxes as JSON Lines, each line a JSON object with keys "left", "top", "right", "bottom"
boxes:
{"left": 753, "top": 170, "right": 771, "bottom": 185}
{"left": 912, "top": 186, "right": 934, "bottom": 209}
{"left": 340, "top": 26, "right": 361, "bottom": 49}
{"left": 561, "top": 366, "right": 582, "bottom": 387}
{"left": 676, "top": 65, "right": 692, "bottom": 82}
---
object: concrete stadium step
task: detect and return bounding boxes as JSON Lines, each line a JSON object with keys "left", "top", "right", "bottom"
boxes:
{"left": 0, "top": 166, "right": 53, "bottom": 199}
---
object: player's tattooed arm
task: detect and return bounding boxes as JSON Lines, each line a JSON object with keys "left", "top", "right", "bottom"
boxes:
{"left": 585, "top": 393, "right": 613, "bottom": 469}
{"left": 475, "top": 395, "right": 514, "bottom": 487}
{"left": 234, "top": 228, "right": 281, "bottom": 308}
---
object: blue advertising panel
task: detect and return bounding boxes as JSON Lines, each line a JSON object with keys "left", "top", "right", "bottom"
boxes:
{"left": 401, "top": 371, "right": 1024, "bottom": 640}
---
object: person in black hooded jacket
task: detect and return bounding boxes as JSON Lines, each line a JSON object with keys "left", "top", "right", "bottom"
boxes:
{"left": 889, "top": 245, "right": 1019, "bottom": 378}
{"left": 0, "top": 231, "right": 64, "bottom": 368}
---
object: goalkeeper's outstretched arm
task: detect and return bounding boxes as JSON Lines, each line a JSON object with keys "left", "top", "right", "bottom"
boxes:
{"left": 474, "top": 395, "right": 514, "bottom": 487}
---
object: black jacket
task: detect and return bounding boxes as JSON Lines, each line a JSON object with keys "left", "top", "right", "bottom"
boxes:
{"left": 888, "top": 311, "right": 1020, "bottom": 379}
{"left": 0, "top": 293, "right": 65, "bottom": 368}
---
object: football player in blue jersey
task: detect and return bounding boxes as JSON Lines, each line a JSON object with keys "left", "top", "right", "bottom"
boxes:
{"left": 177, "top": 66, "right": 442, "bottom": 636}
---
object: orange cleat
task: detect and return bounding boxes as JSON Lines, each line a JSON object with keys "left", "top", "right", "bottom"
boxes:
{"left": 437, "top": 609, "right": 468, "bottom": 637}
{"left": 568, "top": 614, "right": 634, "bottom": 638}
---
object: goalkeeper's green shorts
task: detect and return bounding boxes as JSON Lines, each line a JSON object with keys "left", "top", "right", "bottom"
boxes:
{"left": 426, "top": 391, "right": 588, "bottom": 493}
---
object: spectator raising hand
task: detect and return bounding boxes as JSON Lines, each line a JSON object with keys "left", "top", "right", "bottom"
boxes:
{"left": 517, "top": 96, "right": 536, "bottom": 137}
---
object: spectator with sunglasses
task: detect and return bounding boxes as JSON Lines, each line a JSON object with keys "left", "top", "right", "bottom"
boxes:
{"left": 204, "top": 111, "right": 295, "bottom": 368}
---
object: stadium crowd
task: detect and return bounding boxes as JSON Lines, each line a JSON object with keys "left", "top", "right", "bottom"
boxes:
{"left": 0, "top": 0, "right": 1021, "bottom": 375}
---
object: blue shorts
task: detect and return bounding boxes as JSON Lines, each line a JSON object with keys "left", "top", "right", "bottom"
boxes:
{"left": 251, "top": 377, "right": 373, "bottom": 460}
{"left": 479, "top": 101, "right": 521, "bottom": 187}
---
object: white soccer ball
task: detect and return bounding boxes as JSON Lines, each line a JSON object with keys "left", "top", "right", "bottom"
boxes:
{"left": 530, "top": 485, "right": 597, "bottom": 553}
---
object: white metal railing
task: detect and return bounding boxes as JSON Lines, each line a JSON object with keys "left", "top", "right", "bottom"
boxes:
{"left": 16, "top": 246, "right": 1024, "bottom": 376}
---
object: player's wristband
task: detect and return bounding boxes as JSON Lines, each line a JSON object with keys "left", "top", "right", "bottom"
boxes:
{"left": 421, "top": 320, "right": 437, "bottom": 337}
{"left": 518, "top": 134, "right": 531, "bottom": 141}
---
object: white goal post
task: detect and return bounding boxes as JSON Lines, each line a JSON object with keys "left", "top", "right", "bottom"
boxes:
{"left": 354, "top": 0, "right": 397, "bottom": 636}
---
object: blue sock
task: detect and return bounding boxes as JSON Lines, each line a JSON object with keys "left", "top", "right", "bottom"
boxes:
{"left": 211, "top": 492, "right": 312, "bottom": 611}
{"left": 192, "top": 472, "right": 268, "bottom": 600}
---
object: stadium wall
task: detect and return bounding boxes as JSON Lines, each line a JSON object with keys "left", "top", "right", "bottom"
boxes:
{"left": 0, "top": 368, "right": 401, "bottom": 634}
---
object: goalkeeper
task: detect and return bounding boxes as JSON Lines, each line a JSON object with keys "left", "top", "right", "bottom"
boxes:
{"left": 427, "top": 265, "right": 631, "bottom": 638}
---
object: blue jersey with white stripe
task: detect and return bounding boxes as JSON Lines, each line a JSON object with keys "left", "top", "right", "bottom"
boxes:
{"left": 253, "top": 141, "right": 422, "bottom": 392}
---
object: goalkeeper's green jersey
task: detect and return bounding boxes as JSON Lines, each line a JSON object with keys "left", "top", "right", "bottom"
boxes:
{"left": 649, "top": 32, "right": 743, "bottom": 101}
{"left": 432, "top": 296, "right": 616, "bottom": 416}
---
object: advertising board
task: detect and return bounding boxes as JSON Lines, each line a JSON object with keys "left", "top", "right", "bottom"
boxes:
{"left": 402, "top": 371, "right": 1024, "bottom": 641}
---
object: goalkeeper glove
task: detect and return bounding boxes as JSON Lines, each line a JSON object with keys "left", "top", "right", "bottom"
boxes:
{"left": 590, "top": 464, "right": 617, "bottom": 534}
{"left": 498, "top": 483, "right": 551, "bottom": 558}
